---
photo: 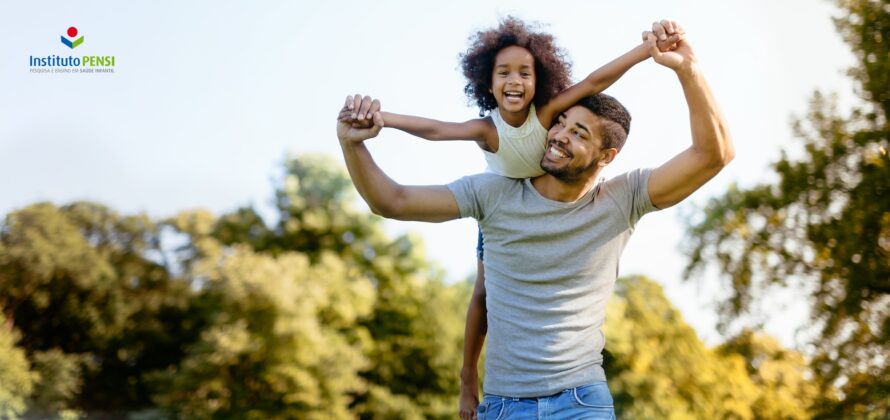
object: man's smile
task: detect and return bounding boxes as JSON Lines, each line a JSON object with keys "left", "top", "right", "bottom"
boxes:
{"left": 546, "top": 142, "right": 571, "bottom": 160}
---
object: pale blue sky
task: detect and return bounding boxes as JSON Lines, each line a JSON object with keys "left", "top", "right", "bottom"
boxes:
{"left": 0, "top": 1, "right": 856, "bottom": 348}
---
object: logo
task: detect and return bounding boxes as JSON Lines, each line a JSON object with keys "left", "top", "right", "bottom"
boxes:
{"left": 61, "top": 26, "right": 84, "bottom": 49}
{"left": 29, "top": 26, "right": 117, "bottom": 74}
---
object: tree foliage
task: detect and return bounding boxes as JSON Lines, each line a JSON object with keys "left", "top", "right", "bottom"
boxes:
{"left": 0, "top": 201, "right": 199, "bottom": 415}
{"left": 211, "top": 154, "right": 469, "bottom": 418}
{"left": 0, "top": 313, "right": 35, "bottom": 419}
{"left": 605, "top": 277, "right": 819, "bottom": 419}
{"left": 149, "top": 210, "right": 375, "bottom": 418}
{"left": 684, "top": 0, "right": 889, "bottom": 415}
{"left": 0, "top": 155, "right": 470, "bottom": 418}
{"left": 716, "top": 330, "right": 819, "bottom": 419}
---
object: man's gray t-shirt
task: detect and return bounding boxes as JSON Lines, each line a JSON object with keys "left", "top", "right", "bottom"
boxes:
{"left": 447, "top": 169, "right": 657, "bottom": 398}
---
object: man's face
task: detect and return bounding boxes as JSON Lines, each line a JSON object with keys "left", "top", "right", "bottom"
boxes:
{"left": 541, "top": 105, "right": 615, "bottom": 181}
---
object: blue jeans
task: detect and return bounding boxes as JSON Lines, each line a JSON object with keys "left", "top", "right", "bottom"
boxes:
{"left": 477, "top": 382, "right": 616, "bottom": 419}
{"left": 476, "top": 224, "right": 484, "bottom": 260}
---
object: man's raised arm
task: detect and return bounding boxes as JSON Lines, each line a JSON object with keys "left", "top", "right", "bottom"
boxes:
{"left": 645, "top": 23, "right": 735, "bottom": 209}
{"left": 337, "top": 94, "right": 462, "bottom": 222}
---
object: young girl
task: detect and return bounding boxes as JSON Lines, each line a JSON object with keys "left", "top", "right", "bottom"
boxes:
{"left": 343, "top": 16, "right": 680, "bottom": 418}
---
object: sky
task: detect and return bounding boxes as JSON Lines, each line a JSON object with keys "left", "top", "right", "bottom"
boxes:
{"left": 0, "top": 1, "right": 857, "bottom": 348}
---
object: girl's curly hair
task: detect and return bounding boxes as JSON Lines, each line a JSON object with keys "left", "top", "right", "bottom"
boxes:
{"left": 460, "top": 16, "right": 572, "bottom": 116}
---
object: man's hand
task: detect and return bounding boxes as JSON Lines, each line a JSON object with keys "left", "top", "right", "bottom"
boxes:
{"left": 459, "top": 372, "right": 480, "bottom": 420}
{"left": 647, "top": 32, "right": 697, "bottom": 72}
{"left": 337, "top": 94, "right": 384, "bottom": 145}
{"left": 643, "top": 20, "right": 696, "bottom": 72}
{"left": 642, "top": 19, "right": 685, "bottom": 53}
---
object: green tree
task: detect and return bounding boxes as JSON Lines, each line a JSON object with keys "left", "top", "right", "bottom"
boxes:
{"left": 0, "top": 314, "right": 36, "bottom": 419}
{"left": 684, "top": 0, "right": 889, "bottom": 415}
{"left": 27, "top": 349, "right": 86, "bottom": 419}
{"left": 354, "top": 276, "right": 470, "bottom": 419}
{"left": 603, "top": 276, "right": 759, "bottom": 419}
{"left": 149, "top": 209, "right": 376, "bottom": 419}
{"left": 0, "top": 154, "right": 471, "bottom": 418}
{"left": 212, "top": 154, "right": 470, "bottom": 418}
{"left": 0, "top": 202, "right": 199, "bottom": 413}
{"left": 717, "top": 330, "right": 818, "bottom": 419}
{"left": 605, "top": 276, "right": 818, "bottom": 418}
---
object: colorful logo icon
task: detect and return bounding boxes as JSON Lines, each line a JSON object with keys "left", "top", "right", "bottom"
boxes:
{"left": 61, "top": 26, "right": 84, "bottom": 49}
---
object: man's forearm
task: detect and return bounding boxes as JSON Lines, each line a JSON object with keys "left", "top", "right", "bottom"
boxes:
{"left": 676, "top": 63, "right": 734, "bottom": 166}
{"left": 339, "top": 140, "right": 403, "bottom": 216}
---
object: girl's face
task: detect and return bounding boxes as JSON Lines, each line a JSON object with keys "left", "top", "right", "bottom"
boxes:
{"left": 490, "top": 45, "right": 536, "bottom": 116}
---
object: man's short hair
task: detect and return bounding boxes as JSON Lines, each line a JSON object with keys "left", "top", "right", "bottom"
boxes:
{"left": 576, "top": 94, "right": 631, "bottom": 152}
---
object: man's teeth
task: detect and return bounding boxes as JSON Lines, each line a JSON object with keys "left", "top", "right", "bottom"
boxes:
{"left": 550, "top": 146, "right": 567, "bottom": 158}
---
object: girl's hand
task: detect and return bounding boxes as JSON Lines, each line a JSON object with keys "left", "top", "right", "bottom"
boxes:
{"left": 337, "top": 93, "right": 381, "bottom": 129}
{"left": 459, "top": 376, "right": 480, "bottom": 420}
{"left": 337, "top": 95, "right": 384, "bottom": 144}
{"left": 647, "top": 32, "right": 697, "bottom": 71}
{"left": 642, "top": 19, "right": 685, "bottom": 52}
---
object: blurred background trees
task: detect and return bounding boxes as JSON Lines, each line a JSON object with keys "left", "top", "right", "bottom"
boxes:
{"left": 604, "top": 276, "right": 817, "bottom": 419}
{"left": 684, "top": 0, "right": 889, "bottom": 416}
{"left": 0, "top": 155, "right": 468, "bottom": 419}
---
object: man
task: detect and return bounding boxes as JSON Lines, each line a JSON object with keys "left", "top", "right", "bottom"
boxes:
{"left": 337, "top": 22, "right": 733, "bottom": 419}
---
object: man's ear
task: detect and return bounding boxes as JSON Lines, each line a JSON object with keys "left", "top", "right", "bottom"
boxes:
{"left": 599, "top": 148, "right": 619, "bottom": 167}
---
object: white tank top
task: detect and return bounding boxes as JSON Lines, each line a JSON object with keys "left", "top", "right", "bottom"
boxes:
{"left": 484, "top": 104, "right": 548, "bottom": 178}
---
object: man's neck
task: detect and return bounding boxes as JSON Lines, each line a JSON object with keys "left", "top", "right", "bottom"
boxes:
{"left": 531, "top": 169, "right": 603, "bottom": 203}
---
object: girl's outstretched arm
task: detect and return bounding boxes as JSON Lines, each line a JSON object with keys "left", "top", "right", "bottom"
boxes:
{"left": 380, "top": 112, "right": 498, "bottom": 151}
{"left": 537, "top": 23, "right": 683, "bottom": 128}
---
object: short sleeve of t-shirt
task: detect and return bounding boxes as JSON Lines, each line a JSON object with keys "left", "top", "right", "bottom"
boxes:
{"left": 600, "top": 168, "right": 659, "bottom": 228}
{"left": 446, "top": 173, "right": 515, "bottom": 222}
